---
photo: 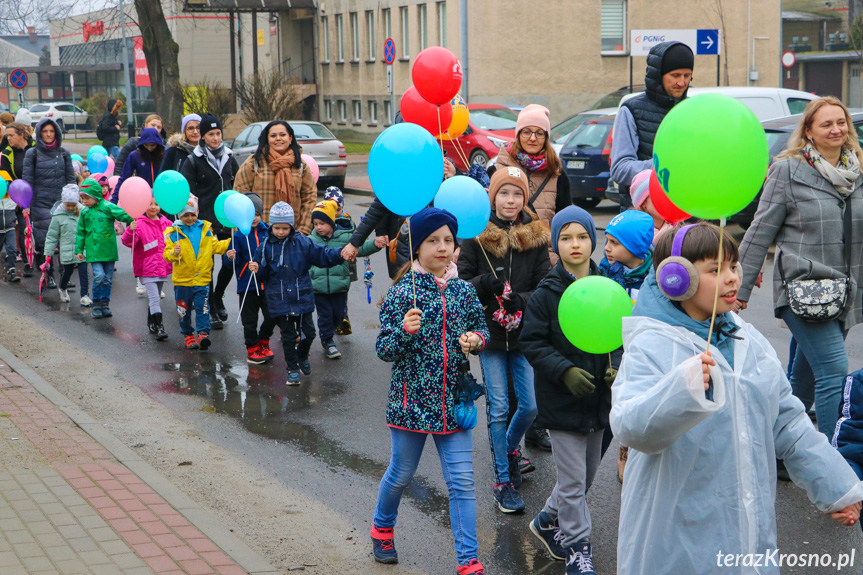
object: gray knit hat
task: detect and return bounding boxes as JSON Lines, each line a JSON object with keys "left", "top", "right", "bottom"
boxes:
{"left": 246, "top": 192, "right": 263, "bottom": 216}
{"left": 61, "top": 184, "right": 80, "bottom": 204}
{"left": 269, "top": 201, "right": 295, "bottom": 225}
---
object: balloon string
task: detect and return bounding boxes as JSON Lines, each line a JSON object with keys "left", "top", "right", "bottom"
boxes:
{"left": 452, "top": 137, "right": 471, "bottom": 171}
{"left": 407, "top": 219, "right": 417, "bottom": 307}
{"left": 245, "top": 235, "right": 260, "bottom": 296}
{"left": 174, "top": 218, "right": 181, "bottom": 267}
{"left": 478, "top": 243, "right": 497, "bottom": 279}
{"left": 237, "top": 271, "right": 254, "bottom": 324}
{"left": 231, "top": 230, "right": 236, "bottom": 281}
{"left": 436, "top": 108, "right": 446, "bottom": 168}
{"left": 705, "top": 218, "right": 726, "bottom": 356}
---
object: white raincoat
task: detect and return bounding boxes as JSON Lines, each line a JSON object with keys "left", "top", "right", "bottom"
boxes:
{"left": 611, "top": 304, "right": 863, "bottom": 575}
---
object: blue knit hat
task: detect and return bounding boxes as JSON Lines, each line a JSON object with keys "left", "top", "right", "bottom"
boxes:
{"left": 324, "top": 186, "right": 344, "bottom": 207}
{"left": 409, "top": 207, "right": 458, "bottom": 253}
{"left": 269, "top": 201, "right": 295, "bottom": 225}
{"left": 605, "top": 209, "right": 654, "bottom": 259}
{"left": 551, "top": 205, "right": 596, "bottom": 255}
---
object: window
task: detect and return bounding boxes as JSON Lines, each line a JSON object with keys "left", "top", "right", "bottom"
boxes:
{"left": 601, "top": 0, "right": 626, "bottom": 54}
{"left": 400, "top": 7, "right": 409, "bottom": 58}
{"left": 350, "top": 12, "right": 359, "bottom": 61}
{"left": 787, "top": 97, "right": 812, "bottom": 115}
{"left": 325, "top": 100, "right": 332, "bottom": 122}
{"left": 437, "top": 2, "right": 447, "bottom": 47}
{"left": 384, "top": 100, "right": 392, "bottom": 124}
{"left": 292, "top": 123, "right": 337, "bottom": 139}
{"left": 418, "top": 4, "right": 427, "bottom": 50}
{"left": 383, "top": 8, "right": 391, "bottom": 39}
{"left": 367, "top": 11, "right": 375, "bottom": 60}
{"left": 338, "top": 101, "right": 347, "bottom": 123}
{"left": 336, "top": 14, "right": 344, "bottom": 62}
{"left": 369, "top": 100, "right": 378, "bottom": 124}
{"left": 353, "top": 100, "right": 362, "bottom": 123}
{"left": 322, "top": 16, "right": 330, "bottom": 61}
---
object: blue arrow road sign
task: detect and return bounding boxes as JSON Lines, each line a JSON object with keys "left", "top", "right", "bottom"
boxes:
{"left": 384, "top": 38, "right": 396, "bottom": 65}
{"left": 697, "top": 29, "right": 719, "bottom": 55}
{"left": 9, "top": 69, "right": 27, "bottom": 89}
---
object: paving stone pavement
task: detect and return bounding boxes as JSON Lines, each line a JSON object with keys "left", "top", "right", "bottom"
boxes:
{"left": 0, "top": 355, "right": 277, "bottom": 575}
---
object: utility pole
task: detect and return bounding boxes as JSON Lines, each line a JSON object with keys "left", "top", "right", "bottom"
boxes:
{"left": 120, "top": 0, "right": 135, "bottom": 138}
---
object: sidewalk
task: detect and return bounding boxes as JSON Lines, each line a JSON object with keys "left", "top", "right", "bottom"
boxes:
{"left": 0, "top": 345, "right": 279, "bottom": 575}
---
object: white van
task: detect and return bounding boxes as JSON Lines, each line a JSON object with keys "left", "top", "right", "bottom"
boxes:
{"left": 619, "top": 86, "right": 817, "bottom": 121}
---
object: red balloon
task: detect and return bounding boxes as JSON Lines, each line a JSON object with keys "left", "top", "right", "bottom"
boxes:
{"left": 400, "top": 86, "right": 453, "bottom": 137}
{"left": 649, "top": 169, "right": 691, "bottom": 224}
{"left": 412, "top": 47, "right": 463, "bottom": 106}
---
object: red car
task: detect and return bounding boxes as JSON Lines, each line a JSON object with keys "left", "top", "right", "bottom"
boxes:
{"left": 439, "top": 104, "right": 517, "bottom": 171}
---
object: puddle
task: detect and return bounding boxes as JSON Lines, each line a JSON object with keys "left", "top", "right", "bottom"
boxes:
{"left": 158, "top": 361, "right": 451, "bottom": 520}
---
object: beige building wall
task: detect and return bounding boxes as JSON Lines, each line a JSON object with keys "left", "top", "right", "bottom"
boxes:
{"left": 317, "top": 0, "right": 780, "bottom": 134}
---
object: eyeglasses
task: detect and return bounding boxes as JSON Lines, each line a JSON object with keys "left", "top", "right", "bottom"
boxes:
{"left": 519, "top": 129, "right": 547, "bottom": 141}
{"left": 186, "top": 126, "right": 200, "bottom": 132}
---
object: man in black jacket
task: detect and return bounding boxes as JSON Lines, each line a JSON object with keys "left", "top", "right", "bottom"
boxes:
{"left": 610, "top": 41, "right": 693, "bottom": 209}
{"left": 98, "top": 99, "right": 123, "bottom": 158}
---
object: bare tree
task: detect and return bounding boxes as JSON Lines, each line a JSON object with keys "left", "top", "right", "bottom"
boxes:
{"left": 133, "top": 0, "right": 182, "bottom": 131}
{"left": 0, "top": 0, "right": 79, "bottom": 34}
{"left": 181, "top": 77, "right": 234, "bottom": 127}
{"left": 236, "top": 70, "right": 304, "bottom": 124}
{"left": 851, "top": 15, "right": 863, "bottom": 107}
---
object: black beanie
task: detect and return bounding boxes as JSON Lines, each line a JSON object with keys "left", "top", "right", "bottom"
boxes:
{"left": 199, "top": 113, "right": 223, "bottom": 137}
{"left": 661, "top": 43, "right": 694, "bottom": 76}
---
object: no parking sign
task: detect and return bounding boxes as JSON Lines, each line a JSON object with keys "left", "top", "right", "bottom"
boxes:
{"left": 9, "top": 69, "right": 28, "bottom": 89}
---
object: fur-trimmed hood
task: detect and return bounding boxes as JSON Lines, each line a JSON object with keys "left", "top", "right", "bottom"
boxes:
{"left": 167, "top": 133, "right": 184, "bottom": 148}
{"left": 474, "top": 209, "right": 550, "bottom": 259}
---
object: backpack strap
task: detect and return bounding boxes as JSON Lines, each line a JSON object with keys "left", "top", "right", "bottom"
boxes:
{"left": 528, "top": 175, "right": 552, "bottom": 208}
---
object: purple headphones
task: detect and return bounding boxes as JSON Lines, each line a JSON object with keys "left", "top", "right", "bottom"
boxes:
{"left": 656, "top": 224, "right": 699, "bottom": 301}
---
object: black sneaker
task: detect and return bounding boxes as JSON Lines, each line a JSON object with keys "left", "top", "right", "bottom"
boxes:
{"left": 6, "top": 268, "right": 19, "bottom": 283}
{"left": 777, "top": 458, "right": 791, "bottom": 482}
{"left": 324, "top": 340, "right": 342, "bottom": 359}
{"left": 525, "top": 424, "right": 552, "bottom": 451}
{"left": 508, "top": 450, "right": 523, "bottom": 490}
{"left": 529, "top": 511, "right": 566, "bottom": 561}
{"left": 519, "top": 454, "right": 536, "bottom": 475}
{"left": 46, "top": 276, "right": 57, "bottom": 289}
{"left": 23, "top": 265, "right": 32, "bottom": 278}
{"left": 493, "top": 482, "right": 525, "bottom": 514}
{"left": 299, "top": 357, "right": 311, "bottom": 375}
{"left": 371, "top": 526, "right": 398, "bottom": 564}
{"left": 210, "top": 316, "right": 224, "bottom": 330}
{"left": 566, "top": 541, "right": 596, "bottom": 575}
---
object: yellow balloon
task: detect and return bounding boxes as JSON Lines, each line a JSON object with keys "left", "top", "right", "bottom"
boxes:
{"left": 439, "top": 94, "right": 469, "bottom": 141}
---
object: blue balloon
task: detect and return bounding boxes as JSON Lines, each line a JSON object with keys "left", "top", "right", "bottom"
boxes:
{"left": 224, "top": 193, "right": 255, "bottom": 235}
{"left": 434, "top": 176, "right": 491, "bottom": 239}
{"left": 87, "top": 152, "right": 109, "bottom": 175}
{"left": 368, "top": 123, "right": 444, "bottom": 216}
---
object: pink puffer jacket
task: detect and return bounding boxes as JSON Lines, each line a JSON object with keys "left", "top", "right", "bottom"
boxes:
{"left": 121, "top": 215, "right": 173, "bottom": 278}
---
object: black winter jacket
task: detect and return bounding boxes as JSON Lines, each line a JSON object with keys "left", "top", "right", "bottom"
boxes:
{"left": 22, "top": 118, "right": 75, "bottom": 248}
{"left": 160, "top": 133, "right": 196, "bottom": 175}
{"left": 180, "top": 144, "right": 239, "bottom": 238}
{"left": 458, "top": 210, "right": 550, "bottom": 352}
{"left": 98, "top": 99, "right": 121, "bottom": 150}
{"left": 519, "top": 261, "right": 622, "bottom": 433}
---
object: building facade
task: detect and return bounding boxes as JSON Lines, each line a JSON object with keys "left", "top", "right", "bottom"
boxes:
{"left": 315, "top": 0, "right": 781, "bottom": 135}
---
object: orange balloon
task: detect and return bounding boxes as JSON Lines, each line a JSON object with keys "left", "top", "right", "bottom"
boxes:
{"left": 439, "top": 94, "right": 469, "bottom": 141}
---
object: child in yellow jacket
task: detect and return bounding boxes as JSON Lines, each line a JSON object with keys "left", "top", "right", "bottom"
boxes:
{"left": 164, "top": 194, "right": 234, "bottom": 351}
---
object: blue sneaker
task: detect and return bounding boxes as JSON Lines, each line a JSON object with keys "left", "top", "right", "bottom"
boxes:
{"left": 299, "top": 357, "right": 311, "bottom": 375}
{"left": 370, "top": 525, "right": 398, "bottom": 564}
{"left": 565, "top": 540, "right": 596, "bottom": 575}
{"left": 286, "top": 370, "right": 301, "bottom": 385}
{"left": 493, "top": 482, "right": 525, "bottom": 514}
{"left": 529, "top": 511, "right": 566, "bottom": 560}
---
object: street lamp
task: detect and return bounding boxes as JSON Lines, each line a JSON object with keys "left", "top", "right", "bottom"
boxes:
{"left": 750, "top": 36, "right": 771, "bottom": 84}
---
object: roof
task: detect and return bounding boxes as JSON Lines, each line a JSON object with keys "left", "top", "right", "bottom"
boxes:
{"left": 0, "top": 34, "right": 50, "bottom": 58}
{"left": 782, "top": 10, "right": 842, "bottom": 21}
{"left": 182, "top": 0, "right": 315, "bottom": 12}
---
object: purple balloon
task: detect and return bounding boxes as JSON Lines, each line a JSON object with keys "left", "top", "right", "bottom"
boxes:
{"left": 8, "top": 180, "right": 33, "bottom": 208}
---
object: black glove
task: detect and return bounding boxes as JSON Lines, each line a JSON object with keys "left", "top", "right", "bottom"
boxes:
{"left": 561, "top": 367, "right": 596, "bottom": 398}
{"left": 604, "top": 368, "right": 618, "bottom": 388}
{"left": 502, "top": 293, "right": 524, "bottom": 313}
{"left": 480, "top": 274, "right": 505, "bottom": 297}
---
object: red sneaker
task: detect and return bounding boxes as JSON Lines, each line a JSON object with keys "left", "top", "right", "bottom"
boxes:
{"left": 258, "top": 339, "right": 275, "bottom": 359}
{"left": 247, "top": 344, "right": 269, "bottom": 364}
{"left": 197, "top": 333, "right": 211, "bottom": 351}
{"left": 458, "top": 559, "right": 485, "bottom": 575}
{"left": 184, "top": 335, "right": 199, "bottom": 350}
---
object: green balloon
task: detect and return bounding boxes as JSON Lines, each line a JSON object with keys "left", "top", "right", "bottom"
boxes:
{"left": 153, "top": 170, "right": 191, "bottom": 215}
{"left": 0, "top": 178, "right": 6, "bottom": 199}
{"left": 87, "top": 145, "right": 108, "bottom": 159}
{"left": 653, "top": 94, "right": 768, "bottom": 220}
{"left": 70, "top": 154, "right": 83, "bottom": 163}
{"left": 215, "top": 190, "right": 240, "bottom": 228}
{"left": 558, "top": 276, "right": 633, "bottom": 355}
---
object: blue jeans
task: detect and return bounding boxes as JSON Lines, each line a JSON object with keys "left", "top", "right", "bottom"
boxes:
{"left": 108, "top": 145, "right": 120, "bottom": 159}
{"left": 479, "top": 349, "right": 538, "bottom": 485}
{"left": 780, "top": 307, "right": 848, "bottom": 437}
{"left": 90, "top": 262, "right": 114, "bottom": 302}
{"left": 374, "top": 427, "right": 478, "bottom": 566}
{"left": 0, "top": 230, "right": 17, "bottom": 270}
{"left": 175, "top": 285, "right": 210, "bottom": 335}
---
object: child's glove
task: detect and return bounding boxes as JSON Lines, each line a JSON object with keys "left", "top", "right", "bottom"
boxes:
{"left": 480, "top": 274, "right": 505, "bottom": 296}
{"left": 604, "top": 368, "right": 618, "bottom": 387}
{"left": 561, "top": 367, "right": 595, "bottom": 398}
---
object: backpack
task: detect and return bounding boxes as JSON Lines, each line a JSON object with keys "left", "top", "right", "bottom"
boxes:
{"left": 96, "top": 117, "right": 105, "bottom": 141}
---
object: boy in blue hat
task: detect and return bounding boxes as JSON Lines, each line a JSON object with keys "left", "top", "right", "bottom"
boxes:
{"left": 599, "top": 209, "right": 654, "bottom": 303}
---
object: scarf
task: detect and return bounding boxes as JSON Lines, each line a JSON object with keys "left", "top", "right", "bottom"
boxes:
{"left": 803, "top": 144, "right": 861, "bottom": 198}
{"left": 412, "top": 259, "right": 458, "bottom": 284}
{"left": 268, "top": 148, "right": 297, "bottom": 206}
{"left": 180, "top": 140, "right": 196, "bottom": 155}
{"left": 203, "top": 143, "right": 225, "bottom": 174}
{"left": 43, "top": 139, "right": 58, "bottom": 150}
{"left": 492, "top": 280, "right": 523, "bottom": 331}
{"left": 507, "top": 143, "right": 547, "bottom": 172}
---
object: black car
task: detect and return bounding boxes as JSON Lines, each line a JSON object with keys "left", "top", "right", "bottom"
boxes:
{"left": 559, "top": 115, "right": 616, "bottom": 209}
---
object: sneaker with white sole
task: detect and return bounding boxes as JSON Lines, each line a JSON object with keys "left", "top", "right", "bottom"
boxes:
{"left": 324, "top": 340, "right": 342, "bottom": 359}
{"left": 58, "top": 288, "right": 70, "bottom": 302}
{"left": 136, "top": 278, "right": 146, "bottom": 296}
{"left": 80, "top": 295, "right": 92, "bottom": 307}
{"left": 493, "top": 482, "right": 525, "bottom": 513}
{"left": 160, "top": 290, "right": 165, "bottom": 299}
{"left": 286, "top": 370, "right": 301, "bottom": 385}
{"left": 565, "top": 541, "right": 596, "bottom": 575}
{"left": 529, "top": 511, "right": 566, "bottom": 560}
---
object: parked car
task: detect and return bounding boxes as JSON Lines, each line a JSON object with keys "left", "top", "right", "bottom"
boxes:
{"left": 439, "top": 104, "right": 517, "bottom": 171}
{"left": 550, "top": 108, "right": 617, "bottom": 154}
{"left": 559, "top": 115, "right": 616, "bottom": 209}
{"left": 27, "top": 102, "right": 88, "bottom": 130}
{"left": 229, "top": 121, "right": 347, "bottom": 189}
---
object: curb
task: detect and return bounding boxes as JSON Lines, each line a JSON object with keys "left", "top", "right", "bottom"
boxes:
{"left": 343, "top": 186, "right": 374, "bottom": 197}
{"left": 0, "top": 343, "right": 281, "bottom": 575}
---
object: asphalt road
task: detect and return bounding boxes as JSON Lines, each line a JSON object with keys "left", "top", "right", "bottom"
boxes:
{"left": 2, "top": 195, "right": 863, "bottom": 574}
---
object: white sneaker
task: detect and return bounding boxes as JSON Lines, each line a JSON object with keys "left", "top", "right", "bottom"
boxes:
{"left": 160, "top": 290, "right": 165, "bottom": 299}
{"left": 58, "top": 289, "right": 70, "bottom": 303}
{"left": 80, "top": 295, "right": 92, "bottom": 307}
{"left": 136, "top": 278, "right": 146, "bottom": 296}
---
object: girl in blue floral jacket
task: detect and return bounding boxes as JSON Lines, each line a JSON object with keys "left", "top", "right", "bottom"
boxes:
{"left": 371, "top": 208, "right": 490, "bottom": 575}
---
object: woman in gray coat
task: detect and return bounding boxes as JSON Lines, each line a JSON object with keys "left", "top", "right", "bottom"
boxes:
{"left": 22, "top": 118, "right": 76, "bottom": 286}
{"left": 737, "top": 96, "right": 863, "bottom": 437}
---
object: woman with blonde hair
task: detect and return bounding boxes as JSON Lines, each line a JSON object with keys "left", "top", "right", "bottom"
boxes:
{"left": 737, "top": 96, "right": 863, "bottom": 438}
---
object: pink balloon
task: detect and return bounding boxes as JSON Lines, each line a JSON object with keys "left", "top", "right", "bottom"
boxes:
{"left": 108, "top": 176, "right": 120, "bottom": 192}
{"left": 118, "top": 176, "right": 153, "bottom": 219}
{"left": 301, "top": 154, "right": 320, "bottom": 183}
{"left": 105, "top": 157, "right": 115, "bottom": 176}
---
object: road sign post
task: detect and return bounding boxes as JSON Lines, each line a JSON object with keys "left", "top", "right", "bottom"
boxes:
{"left": 71, "top": 73, "right": 77, "bottom": 139}
{"left": 384, "top": 37, "right": 396, "bottom": 124}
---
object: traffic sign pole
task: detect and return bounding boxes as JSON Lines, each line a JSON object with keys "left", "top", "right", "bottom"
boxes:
{"left": 71, "top": 73, "right": 77, "bottom": 140}
{"left": 383, "top": 37, "right": 396, "bottom": 124}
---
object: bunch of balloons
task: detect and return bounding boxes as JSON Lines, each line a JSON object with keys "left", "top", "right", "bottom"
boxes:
{"left": 399, "top": 47, "right": 466, "bottom": 139}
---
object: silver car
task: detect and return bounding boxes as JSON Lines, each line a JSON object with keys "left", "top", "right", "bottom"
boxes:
{"left": 229, "top": 121, "right": 347, "bottom": 189}
{"left": 28, "top": 102, "right": 89, "bottom": 130}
